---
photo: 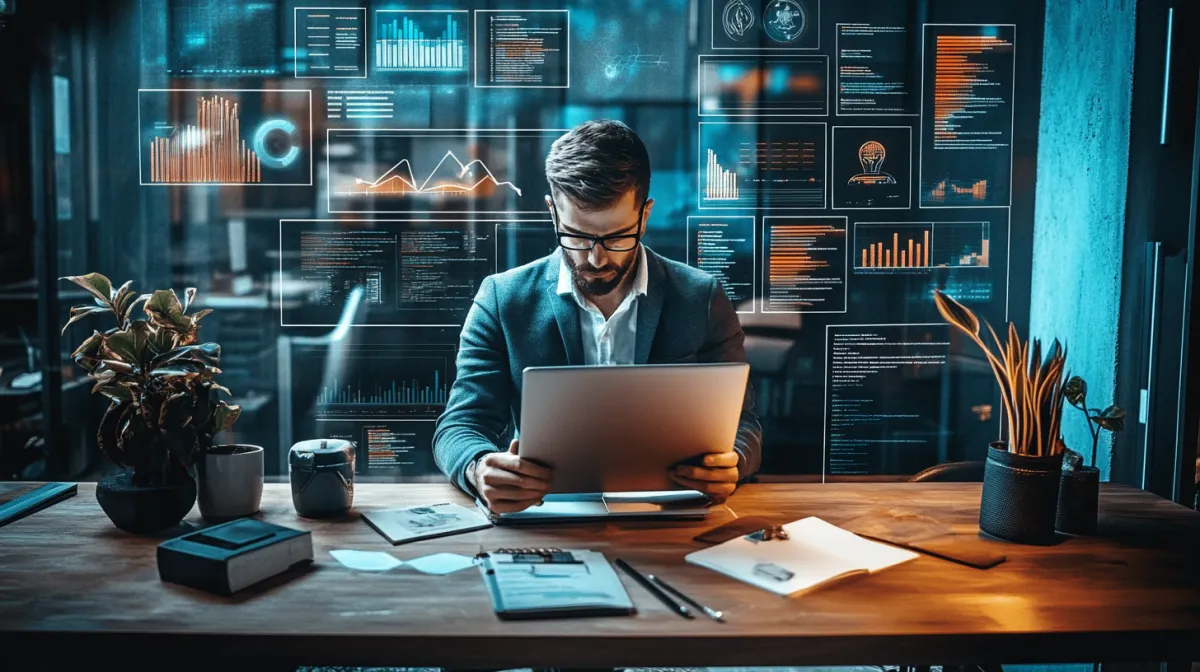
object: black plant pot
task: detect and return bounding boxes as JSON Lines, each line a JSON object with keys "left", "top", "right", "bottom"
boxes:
{"left": 1056, "top": 466, "right": 1100, "bottom": 535}
{"left": 96, "top": 472, "right": 197, "bottom": 534}
{"left": 979, "top": 443, "right": 1063, "bottom": 545}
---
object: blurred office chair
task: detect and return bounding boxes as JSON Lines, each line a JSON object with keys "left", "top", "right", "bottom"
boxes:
{"left": 276, "top": 286, "right": 365, "bottom": 473}
{"left": 735, "top": 299, "right": 805, "bottom": 418}
{"left": 908, "top": 460, "right": 985, "bottom": 482}
{"left": 734, "top": 300, "right": 819, "bottom": 472}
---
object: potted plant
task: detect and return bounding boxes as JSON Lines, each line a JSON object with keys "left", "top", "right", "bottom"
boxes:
{"left": 1056, "top": 376, "right": 1124, "bottom": 534}
{"left": 934, "top": 290, "right": 1068, "bottom": 545}
{"left": 61, "top": 273, "right": 240, "bottom": 533}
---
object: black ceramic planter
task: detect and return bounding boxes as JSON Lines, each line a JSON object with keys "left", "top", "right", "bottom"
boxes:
{"left": 95, "top": 472, "right": 197, "bottom": 534}
{"left": 979, "top": 443, "right": 1063, "bottom": 545}
{"left": 1056, "top": 466, "right": 1099, "bottom": 535}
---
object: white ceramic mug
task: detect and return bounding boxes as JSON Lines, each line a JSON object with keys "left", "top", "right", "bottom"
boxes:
{"left": 197, "top": 444, "right": 264, "bottom": 520}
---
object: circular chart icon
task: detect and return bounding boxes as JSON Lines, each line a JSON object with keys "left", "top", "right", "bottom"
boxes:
{"left": 722, "top": 0, "right": 756, "bottom": 42}
{"left": 763, "top": 0, "right": 806, "bottom": 43}
{"left": 253, "top": 118, "right": 300, "bottom": 170}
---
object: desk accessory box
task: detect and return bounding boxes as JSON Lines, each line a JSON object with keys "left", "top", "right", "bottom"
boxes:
{"left": 157, "top": 518, "right": 313, "bottom": 595}
{"left": 289, "top": 439, "right": 355, "bottom": 517}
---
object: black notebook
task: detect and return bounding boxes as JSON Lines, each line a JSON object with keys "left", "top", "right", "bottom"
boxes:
{"left": 157, "top": 518, "right": 313, "bottom": 595}
{"left": 0, "top": 482, "right": 76, "bottom": 528}
{"left": 477, "top": 547, "right": 635, "bottom": 620}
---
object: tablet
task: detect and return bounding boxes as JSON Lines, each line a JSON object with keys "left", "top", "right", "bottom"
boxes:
{"left": 517, "top": 363, "right": 750, "bottom": 493}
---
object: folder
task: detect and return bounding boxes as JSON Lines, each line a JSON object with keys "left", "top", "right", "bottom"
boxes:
{"left": 476, "top": 547, "right": 636, "bottom": 620}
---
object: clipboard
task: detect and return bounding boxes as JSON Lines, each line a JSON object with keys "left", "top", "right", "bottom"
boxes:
{"left": 476, "top": 547, "right": 636, "bottom": 620}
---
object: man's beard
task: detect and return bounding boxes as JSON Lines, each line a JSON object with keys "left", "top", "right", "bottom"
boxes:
{"left": 564, "top": 248, "right": 639, "bottom": 297}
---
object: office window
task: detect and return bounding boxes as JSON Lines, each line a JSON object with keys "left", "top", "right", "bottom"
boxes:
{"left": 15, "top": 0, "right": 1044, "bottom": 483}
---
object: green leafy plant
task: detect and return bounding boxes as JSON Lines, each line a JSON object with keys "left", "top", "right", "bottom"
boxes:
{"left": 61, "top": 273, "right": 240, "bottom": 487}
{"left": 934, "top": 290, "right": 1068, "bottom": 457}
{"left": 1062, "top": 375, "right": 1125, "bottom": 470}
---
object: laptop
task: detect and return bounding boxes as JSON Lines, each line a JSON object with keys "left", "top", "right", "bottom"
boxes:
{"left": 479, "top": 491, "right": 712, "bottom": 524}
{"left": 486, "top": 362, "right": 749, "bottom": 523}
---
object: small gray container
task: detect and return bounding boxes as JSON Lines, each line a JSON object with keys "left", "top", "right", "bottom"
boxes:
{"left": 289, "top": 439, "right": 356, "bottom": 517}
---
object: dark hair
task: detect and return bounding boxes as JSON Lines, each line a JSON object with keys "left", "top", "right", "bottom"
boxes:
{"left": 545, "top": 119, "right": 651, "bottom": 211}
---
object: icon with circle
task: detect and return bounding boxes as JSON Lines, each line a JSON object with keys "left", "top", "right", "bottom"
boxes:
{"left": 848, "top": 141, "right": 896, "bottom": 185}
{"left": 722, "top": 0, "right": 757, "bottom": 42}
{"left": 253, "top": 118, "right": 302, "bottom": 170}
{"left": 763, "top": 0, "right": 806, "bottom": 43}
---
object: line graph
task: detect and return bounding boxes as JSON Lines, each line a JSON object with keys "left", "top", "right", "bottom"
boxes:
{"left": 327, "top": 128, "right": 566, "bottom": 214}
{"left": 339, "top": 150, "right": 521, "bottom": 199}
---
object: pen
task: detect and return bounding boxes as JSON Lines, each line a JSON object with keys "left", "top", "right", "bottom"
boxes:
{"left": 614, "top": 558, "right": 694, "bottom": 620}
{"left": 647, "top": 572, "right": 725, "bottom": 622}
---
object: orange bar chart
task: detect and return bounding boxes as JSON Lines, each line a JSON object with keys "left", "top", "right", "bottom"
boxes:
{"left": 854, "top": 222, "right": 989, "bottom": 270}
{"left": 763, "top": 217, "right": 848, "bottom": 314}
{"left": 919, "top": 25, "right": 1014, "bottom": 207}
{"left": 148, "top": 93, "right": 263, "bottom": 184}
{"left": 858, "top": 224, "right": 933, "bottom": 269}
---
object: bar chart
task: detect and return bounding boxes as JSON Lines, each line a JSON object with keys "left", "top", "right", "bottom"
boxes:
{"left": 139, "top": 89, "right": 311, "bottom": 186}
{"left": 699, "top": 122, "right": 827, "bottom": 210}
{"left": 763, "top": 217, "right": 848, "bottom": 313}
{"left": 926, "top": 178, "right": 989, "bottom": 204}
{"left": 147, "top": 93, "right": 262, "bottom": 183}
{"left": 375, "top": 11, "right": 468, "bottom": 73}
{"left": 919, "top": 24, "right": 1015, "bottom": 207}
{"left": 705, "top": 149, "right": 740, "bottom": 200}
{"left": 311, "top": 350, "right": 454, "bottom": 420}
{"left": 318, "top": 370, "right": 446, "bottom": 406}
{"left": 854, "top": 222, "right": 990, "bottom": 270}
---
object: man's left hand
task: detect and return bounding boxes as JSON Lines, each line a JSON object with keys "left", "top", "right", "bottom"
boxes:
{"left": 670, "top": 451, "right": 739, "bottom": 502}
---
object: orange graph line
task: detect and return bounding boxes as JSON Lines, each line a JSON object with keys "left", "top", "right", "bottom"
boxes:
{"left": 344, "top": 151, "right": 519, "bottom": 198}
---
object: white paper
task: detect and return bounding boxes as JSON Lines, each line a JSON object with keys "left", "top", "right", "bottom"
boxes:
{"left": 330, "top": 549, "right": 404, "bottom": 571}
{"left": 685, "top": 517, "right": 919, "bottom": 596}
{"left": 362, "top": 502, "right": 491, "bottom": 544}
{"left": 403, "top": 552, "right": 477, "bottom": 575}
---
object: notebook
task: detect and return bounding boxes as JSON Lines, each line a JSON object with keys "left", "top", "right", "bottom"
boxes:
{"left": 684, "top": 516, "right": 919, "bottom": 597}
{"left": 157, "top": 518, "right": 313, "bottom": 595}
{"left": 0, "top": 482, "right": 76, "bottom": 528}
{"left": 362, "top": 502, "right": 492, "bottom": 545}
{"left": 477, "top": 547, "right": 635, "bottom": 619}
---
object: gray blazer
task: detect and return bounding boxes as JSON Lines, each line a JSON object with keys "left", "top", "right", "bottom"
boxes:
{"left": 432, "top": 246, "right": 763, "bottom": 493}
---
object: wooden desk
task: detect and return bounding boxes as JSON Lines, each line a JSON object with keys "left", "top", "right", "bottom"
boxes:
{"left": 1, "top": 482, "right": 1198, "bottom": 669}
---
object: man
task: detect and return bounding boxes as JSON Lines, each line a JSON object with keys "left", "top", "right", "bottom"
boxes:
{"left": 433, "top": 119, "right": 762, "bottom": 513}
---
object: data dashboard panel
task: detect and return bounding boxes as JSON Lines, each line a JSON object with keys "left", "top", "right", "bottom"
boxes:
{"left": 134, "top": 0, "right": 1041, "bottom": 480}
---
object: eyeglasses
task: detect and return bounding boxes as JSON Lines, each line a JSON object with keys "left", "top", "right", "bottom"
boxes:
{"left": 549, "top": 198, "right": 647, "bottom": 252}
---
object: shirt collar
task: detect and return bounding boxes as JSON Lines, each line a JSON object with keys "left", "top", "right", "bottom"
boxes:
{"left": 556, "top": 244, "right": 649, "bottom": 300}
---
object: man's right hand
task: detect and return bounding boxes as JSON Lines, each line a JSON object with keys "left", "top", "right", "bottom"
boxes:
{"left": 471, "top": 439, "right": 553, "bottom": 514}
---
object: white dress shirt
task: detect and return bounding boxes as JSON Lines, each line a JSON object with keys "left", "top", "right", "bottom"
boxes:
{"left": 556, "top": 246, "right": 649, "bottom": 366}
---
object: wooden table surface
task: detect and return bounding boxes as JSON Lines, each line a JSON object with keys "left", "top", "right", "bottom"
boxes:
{"left": 1, "top": 482, "right": 1198, "bottom": 669}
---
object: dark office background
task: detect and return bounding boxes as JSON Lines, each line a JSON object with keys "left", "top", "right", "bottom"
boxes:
{"left": 0, "top": 0, "right": 1195, "bottom": 503}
